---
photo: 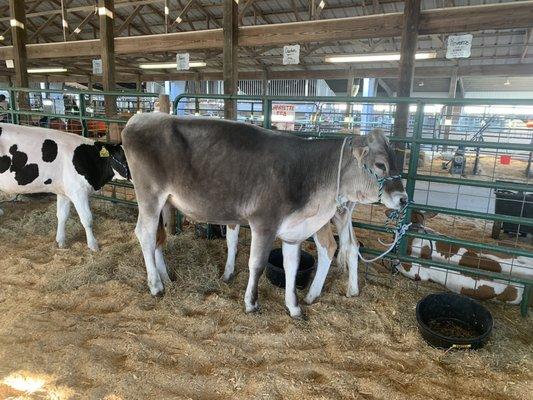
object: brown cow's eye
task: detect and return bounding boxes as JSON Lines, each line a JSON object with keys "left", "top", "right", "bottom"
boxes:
{"left": 375, "top": 162, "right": 386, "bottom": 171}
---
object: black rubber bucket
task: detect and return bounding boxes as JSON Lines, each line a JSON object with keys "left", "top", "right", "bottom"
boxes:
{"left": 266, "top": 248, "right": 316, "bottom": 290}
{"left": 416, "top": 292, "right": 493, "bottom": 350}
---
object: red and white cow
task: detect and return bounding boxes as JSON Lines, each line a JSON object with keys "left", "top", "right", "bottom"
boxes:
{"left": 394, "top": 210, "right": 533, "bottom": 305}
{"left": 0, "top": 123, "right": 129, "bottom": 251}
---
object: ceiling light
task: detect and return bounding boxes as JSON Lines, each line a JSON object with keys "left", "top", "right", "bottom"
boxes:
{"left": 27, "top": 67, "right": 67, "bottom": 73}
{"left": 139, "top": 61, "right": 206, "bottom": 69}
{"left": 325, "top": 51, "right": 437, "bottom": 63}
{"left": 504, "top": 78, "right": 510, "bottom": 86}
{"left": 318, "top": 1, "right": 326, "bottom": 9}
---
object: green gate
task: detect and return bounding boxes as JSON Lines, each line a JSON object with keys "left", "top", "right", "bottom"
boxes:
{"left": 174, "top": 93, "right": 533, "bottom": 317}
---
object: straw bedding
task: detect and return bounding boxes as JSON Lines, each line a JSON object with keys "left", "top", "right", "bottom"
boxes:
{"left": 0, "top": 196, "right": 531, "bottom": 399}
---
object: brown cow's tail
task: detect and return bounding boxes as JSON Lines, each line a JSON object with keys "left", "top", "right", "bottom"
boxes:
{"left": 156, "top": 213, "right": 167, "bottom": 247}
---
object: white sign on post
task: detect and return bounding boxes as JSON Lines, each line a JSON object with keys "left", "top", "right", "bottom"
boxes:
{"left": 5, "top": 60, "right": 14, "bottom": 68}
{"left": 176, "top": 53, "right": 190, "bottom": 70}
{"left": 283, "top": 44, "right": 300, "bottom": 65}
{"left": 92, "top": 59, "right": 103, "bottom": 75}
{"left": 446, "top": 34, "right": 473, "bottom": 59}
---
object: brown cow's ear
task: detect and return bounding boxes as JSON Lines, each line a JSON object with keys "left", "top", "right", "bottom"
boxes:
{"left": 352, "top": 145, "right": 369, "bottom": 166}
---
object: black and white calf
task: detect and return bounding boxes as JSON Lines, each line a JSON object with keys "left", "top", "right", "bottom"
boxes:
{"left": 0, "top": 123, "right": 129, "bottom": 251}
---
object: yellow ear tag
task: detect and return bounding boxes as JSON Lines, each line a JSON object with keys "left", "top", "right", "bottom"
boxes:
{"left": 99, "top": 146, "right": 110, "bottom": 158}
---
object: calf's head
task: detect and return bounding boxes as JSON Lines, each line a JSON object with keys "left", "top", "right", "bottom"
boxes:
{"left": 349, "top": 129, "right": 407, "bottom": 209}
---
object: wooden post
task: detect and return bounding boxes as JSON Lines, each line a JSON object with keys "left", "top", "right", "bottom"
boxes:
{"left": 442, "top": 69, "right": 458, "bottom": 152}
{"left": 262, "top": 69, "right": 269, "bottom": 95}
{"left": 136, "top": 74, "right": 142, "bottom": 112}
{"left": 158, "top": 94, "right": 177, "bottom": 234}
{"left": 393, "top": 0, "right": 421, "bottom": 169}
{"left": 223, "top": 0, "right": 238, "bottom": 120}
{"left": 9, "top": 0, "right": 29, "bottom": 112}
{"left": 98, "top": 0, "right": 119, "bottom": 140}
{"left": 344, "top": 74, "right": 355, "bottom": 129}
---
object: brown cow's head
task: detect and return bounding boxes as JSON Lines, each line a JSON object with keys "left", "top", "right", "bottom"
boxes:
{"left": 352, "top": 129, "right": 407, "bottom": 209}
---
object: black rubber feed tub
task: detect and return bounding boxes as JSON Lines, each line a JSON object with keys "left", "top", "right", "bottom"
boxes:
{"left": 416, "top": 292, "right": 493, "bottom": 350}
{"left": 266, "top": 248, "right": 316, "bottom": 290}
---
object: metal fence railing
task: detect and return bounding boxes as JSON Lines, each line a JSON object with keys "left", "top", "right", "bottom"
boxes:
{"left": 1, "top": 87, "right": 161, "bottom": 206}
{"left": 174, "top": 93, "right": 533, "bottom": 317}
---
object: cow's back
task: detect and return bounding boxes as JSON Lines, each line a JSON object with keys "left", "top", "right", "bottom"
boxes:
{"left": 0, "top": 123, "right": 94, "bottom": 194}
{"left": 122, "top": 113, "right": 341, "bottom": 222}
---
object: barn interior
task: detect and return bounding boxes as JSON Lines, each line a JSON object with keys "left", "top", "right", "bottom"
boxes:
{"left": 0, "top": 1, "right": 532, "bottom": 399}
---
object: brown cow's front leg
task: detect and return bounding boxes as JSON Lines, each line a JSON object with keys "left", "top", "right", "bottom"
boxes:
{"left": 282, "top": 241, "right": 304, "bottom": 318}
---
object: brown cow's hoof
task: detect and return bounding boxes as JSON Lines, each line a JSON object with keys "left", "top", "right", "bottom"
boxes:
{"left": 221, "top": 272, "right": 235, "bottom": 283}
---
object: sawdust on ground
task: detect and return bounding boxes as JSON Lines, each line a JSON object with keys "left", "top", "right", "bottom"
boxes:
{"left": 0, "top": 197, "right": 531, "bottom": 400}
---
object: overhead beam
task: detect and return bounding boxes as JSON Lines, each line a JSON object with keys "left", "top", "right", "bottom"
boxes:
{"left": 5, "top": 62, "right": 533, "bottom": 84}
{"left": 1, "top": 1, "right": 532, "bottom": 60}
{"left": 223, "top": 0, "right": 238, "bottom": 120}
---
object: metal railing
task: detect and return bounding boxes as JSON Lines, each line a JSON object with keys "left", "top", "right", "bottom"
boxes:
{"left": 174, "top": 93, "right": 533, "bottom": 317}
{"left": 2, "top": 87, "right": 160, "bottom": 205}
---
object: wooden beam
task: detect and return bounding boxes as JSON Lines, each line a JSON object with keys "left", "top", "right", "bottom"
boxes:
{"left": 116, "top": 5, "right": 145, "bottom": 36}
{"left": 60, "top": 0, "right": 69, "bottom": 41}
{"left": 98, "top": 0, "right": 118, "bottom": 130}
{"left": 1, "top": 1, "right": 533, "bottom": 60}
{"left": 521, "top": 28, "right": 532, "bottom": 62}
{"left": 69, "top": 10, "right": 96, "bottom": 38}
{"left": 394, "top": 0, "right": 421, "bottom": 167}
{"left": 223, "top": 0, "right": 238, "bottom": 120}
{"left": 9, "top": 0, "right": 29, "bottom": 88}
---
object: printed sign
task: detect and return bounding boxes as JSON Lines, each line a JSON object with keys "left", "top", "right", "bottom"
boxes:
{"left": 176, "top": 53, "right": 190, "bottom": 70}
{"left": 272, "top": 104, "right": 296, "bottom": 131}
{"left": 446, "top": 34, "right": 473, "bottom": 59}
{"left": 283, "top": 44, "right": 300, "bottom": 65}
{"left": 92, "top": 59, "right": 103, "bottom": 75}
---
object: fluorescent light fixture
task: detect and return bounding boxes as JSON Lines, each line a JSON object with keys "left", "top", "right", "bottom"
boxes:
{"left": 325, "top": 51, "right": 437, "bottom": 63}
{"left": 175, "top": 16, "right": 182, "bottom": 23}
{"left": 27, "top": 67, "right": 67, "bottom": 74}
{"left": 318, "top": 0, "right": 326, "bottom": 9}
{"left": 139, "top": 61, "right": 206, "bottom": 69}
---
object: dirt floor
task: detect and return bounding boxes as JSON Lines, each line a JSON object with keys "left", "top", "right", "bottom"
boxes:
{"left": 0, "top": 197, "right": 532, "bottom": 400}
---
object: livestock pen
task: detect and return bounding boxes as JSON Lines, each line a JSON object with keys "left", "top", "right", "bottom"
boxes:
{"left": 0, "top": 88, "right": 531, "bottom": 399}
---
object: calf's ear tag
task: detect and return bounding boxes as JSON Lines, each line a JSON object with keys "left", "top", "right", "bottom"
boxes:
{"left": 99, "top": 146, "right": 110, "bottom": 158}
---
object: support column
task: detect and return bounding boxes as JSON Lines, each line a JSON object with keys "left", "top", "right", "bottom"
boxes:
{"left": 442, "top": 69, "right": 458, "bottom": 151}
{"left": 223, "top": 0, "right": 238, "bottom": 120}
{"left": 9, "top": 0, "right": 29, "bottom": 112}
{"left": 361, "top": 78, "right": 377, "bottom": 134}
{"left": 98, "top": 0, "right": 118, "bottom": 140}
{"left": 344, "top": 74, "right": 355, "bottom": 129}
{"left": 394, "top": 0, "right": 421, "bottom": 168}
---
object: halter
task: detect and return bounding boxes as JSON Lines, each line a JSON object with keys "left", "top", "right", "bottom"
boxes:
{"left": 110, "top": 154, "right": 131, "bottom": 180}
{"left": 334, "top": 136, "right": 411, "bottom": 263}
